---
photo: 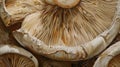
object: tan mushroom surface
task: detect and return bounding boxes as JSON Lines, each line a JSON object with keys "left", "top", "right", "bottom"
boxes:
{"left": 0, "top": 0, "right": 41, "bottom": 26}
{"left": 1, "top": 0, "right": 120, "bottom": 61}
{"left": 0, "top": 17, "right": 73, "bottom": 67}
{"left": 1, "top": 0, "right": 120, "bottom": 67}
{"left": 0, "top": 45, "right": 38, "bottom": 67}
{"left": 93, "top": 41, "right": 120, "bottom": 67}
{"left": 12, "top": 0, "right": 120, "bottom": 61}
{"left": 0, "top": 19, "right": 39, "bottom": 67}
{"left": 54, "top": 0, "right": 80, "bottom": 8}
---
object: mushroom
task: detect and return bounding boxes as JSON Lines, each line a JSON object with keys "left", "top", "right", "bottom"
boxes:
{"left": 12, "top": 0, "right": 120, "bottom": 61}
{"left": 0, "top": 45, "right": 38, "bottom": 67}
{"left": 54, "top": 0, "right": 80, "bottom": 8}
{"left": 0, "top": 0, "right": 120, "bottom": 61}
{"left": 93, "top": 41, "right": 120, "bottom": 67}
{"left": 0, "top": 0, "right": 41, "bottom": 26}
{"left": 42, "top": 0, "right": 80, "bottom": 8}
{"left": 44, "top": 0, "right": 56, "bottom": 5}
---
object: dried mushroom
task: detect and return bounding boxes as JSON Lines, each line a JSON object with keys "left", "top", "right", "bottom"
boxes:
{"left": 0, "top": 45, "right": 38, "bottom": 67}
{"left": 12, "top": 0, "right": 120, "bottom": 61}
{"left": 93, "top": 41, "right": 120, "bottom": 67}
{"left": 0, "top": 0, "right": 41, "bottom": 26}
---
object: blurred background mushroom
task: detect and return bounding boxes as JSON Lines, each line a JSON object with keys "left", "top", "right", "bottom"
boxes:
{"left": 0, "top": 19, "right": 39, "bottom": 67}
{"left": 0, "top": 0, "right": 41, "bottom": 26}
{"left": 93, "top": 42, "right": 120, "bottom": 67}
{"left": 0, "top": 45, "right": 38, "bottom": 67}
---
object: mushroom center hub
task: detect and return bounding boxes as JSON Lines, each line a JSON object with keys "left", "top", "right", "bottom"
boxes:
{"left": 46, "top": 0, "right": 80, "bottom": 8}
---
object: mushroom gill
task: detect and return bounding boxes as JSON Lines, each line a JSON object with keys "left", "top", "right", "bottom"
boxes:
{"left": 0, "top": 53, "right": 35, "bottom": 67}
{"left": 13, "top": 0, "right": 120, "bottom": 61}
{"left": 108, "top": 54, "right": 120, "bottom": 67}
{"left": 0, "top": 45, "right": 38, "bottom": 67}
{"left": 0, "top": 0, "right": 41, "bottom": 26}
{"left": 93, "top": 42, "right": 120, "bottom": 67}
{"left": 20, "top": 0, "right": 117, "bottom": 46}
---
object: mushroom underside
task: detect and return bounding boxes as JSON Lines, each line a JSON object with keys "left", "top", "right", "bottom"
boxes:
{"left": 0, "top": 0, "right": 119, "bottom": 62}
{"left": 0, "top": 0, "right": 41, "bottom": 26}
{"left": 108, "top": 54, "right": 120, "bottom": 67}
{"left": 13, "top": 18, "right": 120, "bottom": 61}
{"left": 0, "top": 53, "right": 35, "bottom": 67}
{"left": 93, "top": 41, "right": 120, "bottom": 67}
{"left": 0, "top": 45, "right": 38, "bottom": 67}
{"left": 13, "top": 0, "right": 120, "bottom": 61}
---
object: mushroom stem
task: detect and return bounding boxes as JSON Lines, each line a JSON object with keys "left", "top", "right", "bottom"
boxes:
{"left": 54, "top": 0, "right": 80, "bottom": 8}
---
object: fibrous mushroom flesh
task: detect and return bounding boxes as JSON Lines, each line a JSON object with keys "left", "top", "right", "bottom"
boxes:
{"left": 0, "top": 45, "right": 38, "bottom": 67}
{"left": 13, "top": 0, "right": 120, "bottom": 61}
{"left": 0, "top": 0, "right": 41, "bottom": 26}
{"left": 1, "top": 0, "right": 120, "bottom": 61}
{"left": 93, "top": 41, "right": 120, "bottom": 67}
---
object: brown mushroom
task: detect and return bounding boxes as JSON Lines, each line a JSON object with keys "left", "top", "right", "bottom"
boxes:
{"left": 0, "top": 0, "right": 41, "bottom": 26}
{"left": 12, "top": 0, "right": 120, "bottom": 61}
{"left": 0, "top": 12, "right": 65, "bottom": 67}
{"left": 93, "top": 41, "right": 120, "bottom": 67}
{"left": 0, "top": 45, "right": 38, "bottom": 67}
{"left": 0, "top": 0, "right": 120, "bottom": 61}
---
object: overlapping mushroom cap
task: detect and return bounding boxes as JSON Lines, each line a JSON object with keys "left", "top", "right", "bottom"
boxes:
{"left": 1, "top": 0, "right": 120, "bottom": 61}
{"left": 94, "top": 42, "right": 120, "bottom": 67}
{"left": 0, "top": 45, "right": 38, "bottom": 67}
{"left": 0, "top": 0, "right": 41, "bottom": 26}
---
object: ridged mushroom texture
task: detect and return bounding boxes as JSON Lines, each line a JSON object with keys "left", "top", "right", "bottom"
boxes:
{"left": 0, "top": 0, "right": 41, "bottom": 26}
{"left": 7, "top": 0, "right": 120, "bottom": 61}
{"left": 0, "top": 45, "right": 38, "bottom": 67}
{"left": 93, "top": 41, "right": 120, "bottom": 67}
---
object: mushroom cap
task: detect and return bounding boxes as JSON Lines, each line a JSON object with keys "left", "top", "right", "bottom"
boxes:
{"left": 0, "top": 45, "right": 38, "bottom": 67}
{"left": 93, "top": 41, "right": 120, "bottom": 67}
{"left": 54, "top": 0, "right": 80, "bottom": 8}
{"left": 7, "top": 0, "right": 120, "bottom": 61}
{"left": 0, "top": 0, "right": 41, "bottom": 26}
